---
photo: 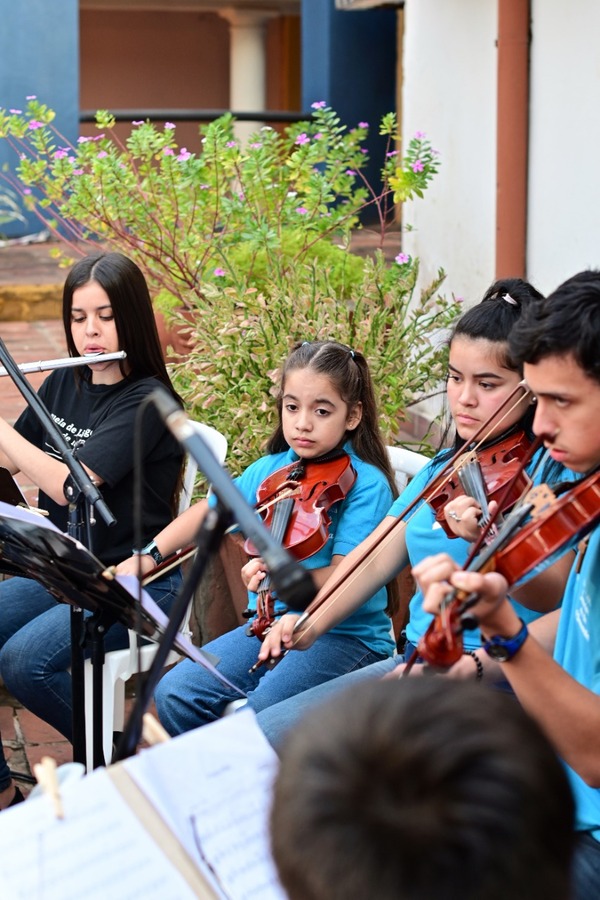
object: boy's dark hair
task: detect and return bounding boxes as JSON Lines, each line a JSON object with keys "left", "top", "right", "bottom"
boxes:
{"left": 509, "top": 269, "right": 600, "bottom": 384}
{"left": 271, "top": 678, "right": 574, "bottom": 900}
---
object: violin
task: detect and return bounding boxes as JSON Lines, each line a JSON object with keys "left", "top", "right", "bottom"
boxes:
{"left": 416, "top": 469, "right": 600, "bottom": 668}
{"left": 244, "top": 451, "right": 357, "bottom": 640}
{"left": 426, "top": 428, "right": 533, "bottom": 537}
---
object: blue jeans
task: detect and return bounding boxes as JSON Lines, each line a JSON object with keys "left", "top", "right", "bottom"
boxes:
{"left": 256, "top": 654, "right": 400, "bottom": 750}
{"left": 572, "top": 832, "right": 600, "bottom": 899}
{"left": 0, "top": 571, "right": 182, "bottom": 743}
{"left": 155, "top": 623, "right": 387, "bottom": 735}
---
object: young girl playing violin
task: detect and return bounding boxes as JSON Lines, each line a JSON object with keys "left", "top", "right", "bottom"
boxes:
{"left": 418, "top": 270, "right": 600, "bottom": 900}
{"left": 0, "top": 252, "right": 184, "bottom": 806}
{"left": 117, "top": 340, "right": 399, "bottom": 733}
{"left": 255, "top": 278, "right": 574, "bottom": 748}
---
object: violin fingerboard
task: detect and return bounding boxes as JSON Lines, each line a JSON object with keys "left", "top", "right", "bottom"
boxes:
{"left": 525, "top": 483, "right": 556, "bottom": 519}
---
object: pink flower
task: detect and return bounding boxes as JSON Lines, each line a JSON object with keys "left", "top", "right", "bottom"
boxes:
{"left": 77, "top": 136, "right": 91, "bottom": 143}
{"left": 164, "top": 122, "right": 175, "bottom": 129}
{"left": 72, "top": 169, "right": 84, "bottom": 176}
{"left": 414, "top": 130, "right": 426, "bottom": 139}
{"left": 314, "top": 132, "right": 323, "bottom": 140}
{"left": 311, "top": 101, "right": 327, "bottom": 110}
{"left": 295, "top": 133, "right": 310, "bottom": 146}
{"left": 97, "top": 151, "right": 108, "bottom": 159}
{"left": 214, "top": 268, "right": 226, "bottom": 277}
{"left": 412, "top": 160, "right": 424, "bottom": 173}
{"left": 132, "top": 120, "right": 144, "bottom": 126}
{"left": 9, "top": 109, "right": 22, "bottom": 115}
{"left": 176, "top": 148, "right": 191, "bottom": 161}
{"left": 296, "top": 206, "right": 308, "bottom": 215}
{"left": 249, "top": 142, "right": 262, "bottom": 149}
{"left": 345, "top": 169, "right": 356, "bottom": 176}
{"left": 22, "top": 188, "right": 32, "bottom": 195}
{"left": 163, "top": 148, "right": 174, "bottom": 156}
{"left": 27, "top": 120, "right": 43, "bottom": 130}
{"left": 238, "top": 192, "right": 245, "bottom": 200}
{"left": 226, "top": 141, "right": 237, "bottom": 149}
{"left": 200, "top": 184, "right": 209, "bottom": 190}
{"left": 93, "top": 134, "right": 105, "bottom": 141}
{"left": 26, "top": 95, "right": 37, "bottom": 100}
{"left": 395, "top": 253, "right": 410, "bottom": 266}
{"left": 53, "top": 149, "right": 68, "bottom": 159}
{"left": 358, "top": 121, "right": 369, "bottom": 128}
{"left": 386, "top": 150, "right": 398, "bottom": 158}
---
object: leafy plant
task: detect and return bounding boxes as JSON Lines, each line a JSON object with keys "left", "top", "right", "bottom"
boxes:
{"left": 0, "top": 98, "right": 459, "bottom": 474}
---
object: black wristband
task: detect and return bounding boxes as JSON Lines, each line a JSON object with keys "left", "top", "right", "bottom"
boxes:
{"left": 468, "top": 650, "right": 484, "bottom": 682}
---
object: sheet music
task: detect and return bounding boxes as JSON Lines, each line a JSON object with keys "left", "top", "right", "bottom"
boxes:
{"left": 123, "top": 709, "right": 287, "bottom": 900}
{"left": 0, "top": 769, "right": 200, "bottom": 899}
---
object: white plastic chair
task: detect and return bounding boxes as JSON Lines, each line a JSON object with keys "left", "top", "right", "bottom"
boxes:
{"left": 82, "top": 420, "right": 228, "bottom": 768}
{"left": 386, "top": 445, "right": 430, "bottom": 493}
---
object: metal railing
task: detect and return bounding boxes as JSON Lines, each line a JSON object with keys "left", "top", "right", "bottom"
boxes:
{"left": 79, "top": 108, "right": 309, "bottom": 124}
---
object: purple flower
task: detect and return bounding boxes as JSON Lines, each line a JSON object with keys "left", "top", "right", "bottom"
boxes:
{"left": 395, "top": 253, "right": 410, "bottom": 266}
{"left": 249, "top": 142, "right": 262, "bottom": 149}
{"left": 132, "top": 120, "right": 144, "bottom": 126}
{"left": 26, "top": 95, "right": 37, "bottom": 100}
{"left": 93, "top": 134, "right": 105, "bottom": 141}
{"left": 97, "top": 151, "right": 108, "bottom": 159}
{"left": 27, "top": 120, "right": 44, "bottom": 130}
{"left": 164, "top": 122, "right": 175, "bottom": 129}
{"left": 214, "top": 268, "right": 226, "bottom": 277}
{"left": 200, "top": 184, "right": 209, "bottom": 190}
{"left": 313, "top": 132, "right": 323, "bottom": 141}
{"left": 226, "top": 141, "right": 237, "bottom": 149}
{"left": 22, "top": 188, "right": 32, "bottom": 195}
{"left": 411, "top": 159, "right": 424, "bottom": 173}
{"left": 53, "top": 149, "right": 68, "bottom": 159}
{"left": 358, "top": 121, "right": 369, "bottom": 129}
{"left": 295, "top": 133, "right": 310, "bottom": 146}
{"left": 296, "top": 206, "right": 308, "bottom": 215}
{"left": 360, "top": 148, "right": 368, "bottom": 155}
{"left": 77, "top": 136, "right": 91, "bottom": 143}
{"left": 9, "top": 109, "right": 22, "bottom": 115}
{"left": 72, "top": 169, "right": 84, "bottom": 176}
{"left": 311, "top": 101, "right": 327, "bottom": 110}
{"left": 386, "top": 150, "right": 398, "bottom": 158}
{"left": 345, "top": 169, "right": 356, "bottom": 176}
{"left": 238, "top": 192, "right": 245, "bottom": 200}
{"left": 176, "top": 148, "right": 191, "bottom": 161}
{"left": 163, "top": 147, "right": 174, "bottom": 156}
{"left": 414, "top": 130, "right": 426, "bottom": 139}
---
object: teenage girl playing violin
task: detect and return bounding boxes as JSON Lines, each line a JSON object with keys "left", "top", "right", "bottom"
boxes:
{"left": 418, "top": 271, "right": 600, "bottom": 900}
{"left": 255, "top": 279, "right": 574, "bottom": 748}
{"left": 117, "top": 340, "right": 399, "bottom": 731}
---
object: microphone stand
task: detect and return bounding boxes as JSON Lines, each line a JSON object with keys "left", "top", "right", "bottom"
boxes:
{"left": 114, "top": 388, "right": 317, "bottom": 762}
{"left": 0, "top": 337, "right": 116, "bottom": 767}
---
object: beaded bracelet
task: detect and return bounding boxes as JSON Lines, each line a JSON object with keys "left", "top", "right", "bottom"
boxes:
{"left": 467, "top": 650, "right": 484, "bottom": 682}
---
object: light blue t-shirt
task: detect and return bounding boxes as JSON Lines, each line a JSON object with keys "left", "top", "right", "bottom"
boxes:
{"left": 553, "top": 526, "right": 600, "bottom": 840}
{"left": 389, "top": 448, "right": 563, "bottom": 652}
{"left": 233, "top": 443, "right": 395, "bottom": 657}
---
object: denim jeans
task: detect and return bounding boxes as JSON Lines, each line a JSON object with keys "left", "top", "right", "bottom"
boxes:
{"left": 155, "top": 622, "right": 387, "bottom": 736}
{"left": 255, "top": 654, "right": 401, "bottom": 751}
{"left": 572, "top": 832, "right": 600, "bottom": 899}
{"left": 0, "top": 570, "right": 182, "bottom": 743}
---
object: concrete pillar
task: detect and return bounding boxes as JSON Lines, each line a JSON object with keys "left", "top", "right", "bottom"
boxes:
{"left": 0, "top": 0, "right": 79, "bottom": 239}
{"left": 219, "top": 8, "right": 277, "bottom": 144}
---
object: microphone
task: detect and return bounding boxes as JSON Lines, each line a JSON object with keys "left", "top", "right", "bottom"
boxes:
{"left": 150, "top": 388, "right": 317, "bottom": 611}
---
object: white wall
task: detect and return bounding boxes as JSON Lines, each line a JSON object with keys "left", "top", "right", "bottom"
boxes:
{"left": 527, "top": 0, "right": 600, "bottom": 294}
{"left": 401, "top": 0, "right": 498, "bottom": 307}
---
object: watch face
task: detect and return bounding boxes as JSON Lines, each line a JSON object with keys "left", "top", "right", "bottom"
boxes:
{"left": 485, "top": 644, "right": 510, "bottom": 662}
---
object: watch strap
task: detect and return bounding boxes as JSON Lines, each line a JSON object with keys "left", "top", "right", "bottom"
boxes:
{"left": 483, "top": 618, "right": 528, "bottom": 661}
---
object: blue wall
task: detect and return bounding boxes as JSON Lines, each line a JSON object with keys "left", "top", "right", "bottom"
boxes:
{"left": 301, "top": 1, "right": 397, "bottom": 220}
{"left": 0, "top": 0, "right": 79, "bottom": 238}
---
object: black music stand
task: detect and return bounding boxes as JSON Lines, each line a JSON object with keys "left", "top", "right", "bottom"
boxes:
{"left": 0, "top": 502, "right": 241, "bottom": 765}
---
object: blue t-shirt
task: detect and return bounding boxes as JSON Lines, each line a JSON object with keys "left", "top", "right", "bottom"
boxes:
{"left": 389, "top": 448, "right": 563, "bottom": 652}
{"left": 233, "top": 443, "right": 395, "bottom": 657}
{"left": 553, "top": 526, "right": 600, "bottom": 839}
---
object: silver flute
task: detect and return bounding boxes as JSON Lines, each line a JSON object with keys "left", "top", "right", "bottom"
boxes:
{"left": 0, "top": 351, "right": 127, "bottom": 377}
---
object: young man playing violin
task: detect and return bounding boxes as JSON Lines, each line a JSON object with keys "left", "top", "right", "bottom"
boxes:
{"left": 418, "top": 270, "right": 600, "bottom": 900}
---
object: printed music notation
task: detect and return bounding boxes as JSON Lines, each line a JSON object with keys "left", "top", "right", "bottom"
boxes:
{"left": 0, "top": 711, "right": 286, "bottom": 899}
